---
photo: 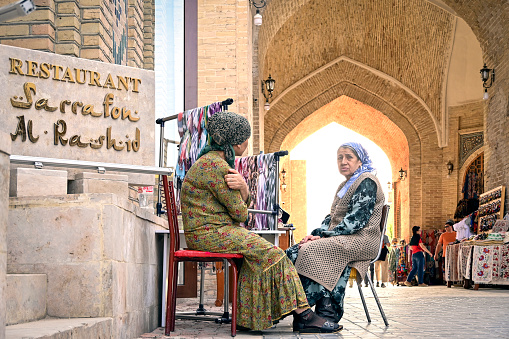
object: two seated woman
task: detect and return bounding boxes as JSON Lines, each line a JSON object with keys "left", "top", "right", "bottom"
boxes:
{"left": 180, "top": 111, "right": 383, "bottom": 332}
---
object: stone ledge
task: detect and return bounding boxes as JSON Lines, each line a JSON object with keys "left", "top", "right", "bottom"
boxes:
{"left": 6, "top": 274, "right": 47, "bottom": 326}
{"left": 69, "top": 172, "right": 129, "bottom": 196}
{"left": 6, "top": 317, "right": 112, "bottom": 339}
{"left": 8, "top": 193, "right": 168, "bottom": 228}
{"left": 9, "top": 168, "right": 67, "bottom": 197}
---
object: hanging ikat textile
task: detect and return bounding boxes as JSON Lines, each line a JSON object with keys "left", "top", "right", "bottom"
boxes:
{"left": 171, "top": 101, "right": 281, "bottom": 229}
{"left": 174, "top": 102, "right": 223, "bottom": 211}
{"left": 235, "top": 153, "right": 278, "bottom": 230}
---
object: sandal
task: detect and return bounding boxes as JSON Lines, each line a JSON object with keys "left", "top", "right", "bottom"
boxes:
{"left": 292, "top": 309, "right": 343, "bottom": 333}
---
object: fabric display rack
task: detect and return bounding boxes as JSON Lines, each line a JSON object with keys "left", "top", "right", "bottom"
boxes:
{"left": 155, "top": 98, "right": 233, "bottom": 215}
{"left": 155, "top": 98, "right": 287, "bottom": 226}
{"left": 444, "top": 185, "right": 509, "bottom": 289}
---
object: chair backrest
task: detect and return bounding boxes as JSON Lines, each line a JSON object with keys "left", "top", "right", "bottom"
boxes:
{"left": 371, "top": 204, "right": 390, "bottom": 264}
{"left": 162, "top": 175, "right": 180, "bottom": 254}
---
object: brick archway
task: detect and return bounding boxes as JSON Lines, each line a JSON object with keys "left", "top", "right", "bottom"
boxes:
{"left": 259, "top": 0, "right": 456, "bottom": 149}
{"left": 258, "top": 0, "right": 509, "bottom": 224}
{"left": 278, "top": 94, "right": 414, "bottom": 238}
{"left": 264, "top": 58, "right": 438, "bottom": 153}
{"left": 263, "top": 58, "right": 444, "bottom": 228}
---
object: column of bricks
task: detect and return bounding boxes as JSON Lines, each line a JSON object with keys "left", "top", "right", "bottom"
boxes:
{"left": 142, "top": 0, "right": 154, "bottom": 70}
{"left": 0, "top": 0, "right": 56, "bottom": 52}
{"left": 0, "top": 1, "right": 155, "bottom": 69}
{"left": 127, "top": 0, "right": 144, "bottom": 68}
{"left": 80, "top": 0, "right": 113, "bottom": 62}
{"left": 55, "top": 0, "right": 80, "bottom": 56}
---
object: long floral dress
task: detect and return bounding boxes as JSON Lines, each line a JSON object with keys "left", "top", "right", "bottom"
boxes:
{"left": 181, "top": 151, "right": 308, "bottom": 330}
{"left": 396, "top": 244, "right": 409, "bottom": 283}
{"left": 286, "top": 178, "right": 377, "bottom": 320}
{"left": 387, "top": 245, "right": 399, "bottom": 285}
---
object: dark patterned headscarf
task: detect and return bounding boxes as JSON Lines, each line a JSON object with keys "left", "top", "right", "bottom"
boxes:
{"left": 198, "top": 111, "right": 251, "bottom": 167}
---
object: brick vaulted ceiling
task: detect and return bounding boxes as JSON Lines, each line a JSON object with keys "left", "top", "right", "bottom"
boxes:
{"left": 259, "top": 0, "right": 457, "bottom": 152}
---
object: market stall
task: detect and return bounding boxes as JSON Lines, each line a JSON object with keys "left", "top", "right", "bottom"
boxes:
{"left": 444, "top": 185, "right": 509, "bottom": 289}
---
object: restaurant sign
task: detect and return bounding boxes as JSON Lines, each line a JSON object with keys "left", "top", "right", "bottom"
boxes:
{"left": 0, "top": 44, "right": 155, "bottom": 166}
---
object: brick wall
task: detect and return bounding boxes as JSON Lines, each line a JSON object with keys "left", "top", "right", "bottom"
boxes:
{"left": 0, "top": 0, "right": 155, "bottom": 70}
{"left": 197, "top": 0, "right": 252, "bottom": 152}
{"left": 445, "top": 101, "right": 484, "bottom": 217}
{"left": 255, "top": 0, "right": 507, "bottom": 234}
{"left": 442, "top": 1, "right": 509, "bottom": 214}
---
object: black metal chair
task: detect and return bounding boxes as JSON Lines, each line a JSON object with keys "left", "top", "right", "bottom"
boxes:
{"left": 356, "top": 204, "right": 390, "bottom": 326}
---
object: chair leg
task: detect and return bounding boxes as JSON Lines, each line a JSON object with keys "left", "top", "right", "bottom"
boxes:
{"left": 357, "top": 274, "right": 371, "bottom": 323}
{"left": 197, "top": 263, "right": 206, "bottom": 315}
{"left": 165, "top": 259, "right": 176, "bottom": 335}
{"left": 229, "top": 259, "right": 238, "bottom": 337}
{"left": 367, "top": 273, "right": 389, "bottom": 326}
{"left": 171, "top": 261, "right": 179, "bottom": 331}
{"left": 223, "top": 259, "right": 229, "bottom": 316}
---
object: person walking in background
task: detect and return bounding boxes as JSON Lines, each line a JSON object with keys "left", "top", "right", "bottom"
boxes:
{"left": 374, "top": 234, "right": 390, "bottom": 287}
{"left": 434, "top": 219, "right": 457, "bottom": 281}
{"left": 435, "top": 219, "right": 457, "bottom": 259}
{"left": 387, "top": 238, "right": 399, "bottom": 286}
{"left": 405, "top": 226, "right": 433, "bottom": 287}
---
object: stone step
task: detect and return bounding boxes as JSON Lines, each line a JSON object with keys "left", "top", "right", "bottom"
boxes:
{"left": 6, "top": 274, "right": 47, "bottom": 325}
{"left": 6, "top": 317, "right": 113, "bottom": 339}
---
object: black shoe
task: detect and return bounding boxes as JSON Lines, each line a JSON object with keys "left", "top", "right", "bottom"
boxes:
{"left": 315, "top": 297, "right": 340, "bottom": 323}
{"left": 236, "top": 324, "right": 251, "bottom": 332}
{"left": 292, "top": 309, "right": 343, "bottom": 333}
{"left": 376, "top": 282, "right": 380, "bottom": 287}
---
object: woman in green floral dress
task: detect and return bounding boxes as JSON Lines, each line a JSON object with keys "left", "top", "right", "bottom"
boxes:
{"left": 180, "top": 111, "right": 341, "bottom": 333}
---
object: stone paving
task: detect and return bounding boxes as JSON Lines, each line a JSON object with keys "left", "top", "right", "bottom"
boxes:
{"left": 138, "top": 284, "right": 509, "bottom": 338}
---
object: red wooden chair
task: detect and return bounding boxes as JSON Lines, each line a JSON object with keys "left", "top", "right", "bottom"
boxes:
{"left": 162, "top": 175, "right": 243, "bottom": 337}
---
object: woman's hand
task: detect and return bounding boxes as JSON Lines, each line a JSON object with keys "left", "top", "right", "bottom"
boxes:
{"left": 298, "top": 235, "right": 321, "bottom": 248}
{"left": 225, "top": 168, "right": 249, "bottom": 202}
{"left": 419, "top": 243, "right": 433, "bottom": 257}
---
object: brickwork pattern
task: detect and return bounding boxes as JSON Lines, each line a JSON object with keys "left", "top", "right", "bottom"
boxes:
{"left": 197, "top": 0, "right": 252, "bottom": 149}
{"left": 0, "top": 0, "right": 56, "bottom": 52}
{"left": 0, "top": 0, "right": 154, "bottom": 69}
{"left": 142, "top": 0, "right": 154, "bottom": 70}
{"left": 127, "top": 0, "right": 144, "bottom": 68}
{"left": 256, "top": 0, "right": 508, "bottom": 230}
{"left": 265, "top": 60, "right": 441, "bottom": 226}
{"left": 259, "top": 0, "right": 455, "bottom": 127}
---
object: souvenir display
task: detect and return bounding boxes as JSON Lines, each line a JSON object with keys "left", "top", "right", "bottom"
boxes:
{"left": 478, "top": 186, "right": 505, "bottom": 232}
